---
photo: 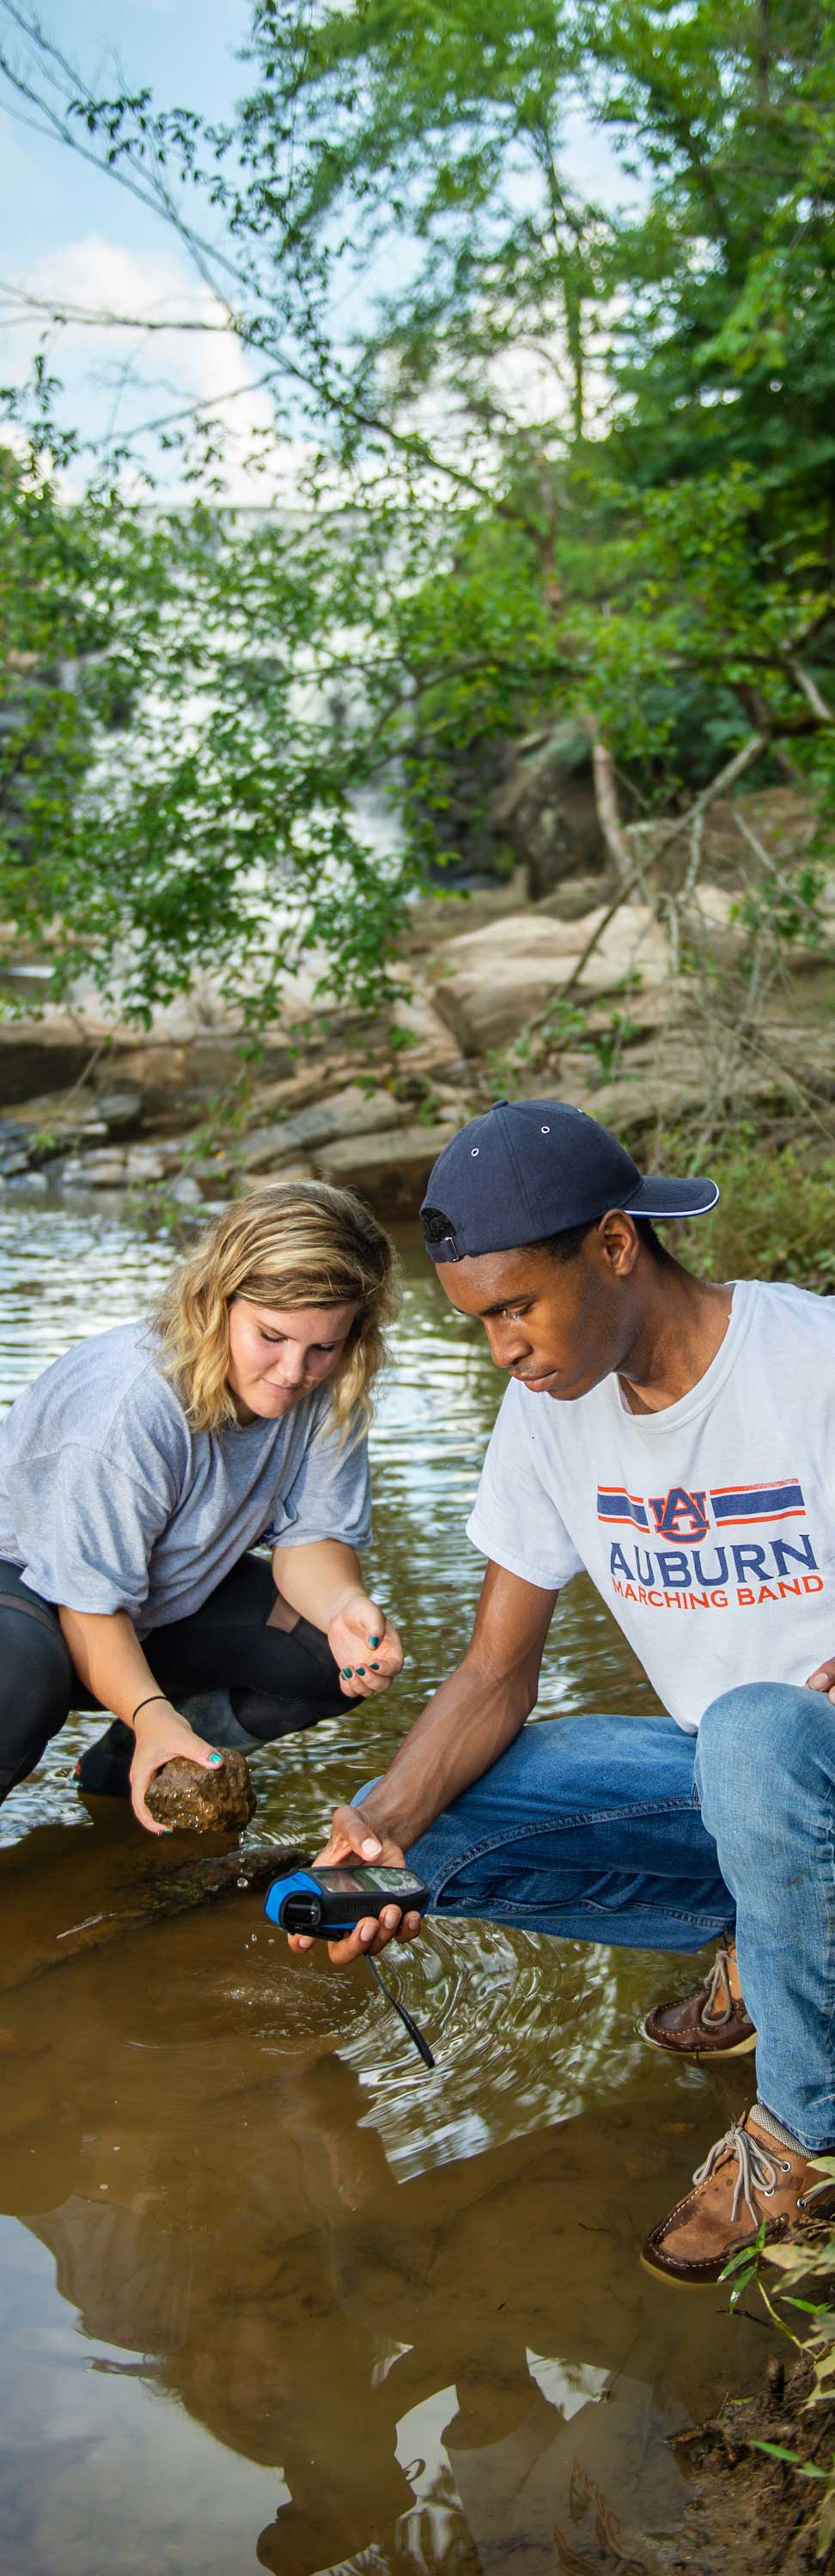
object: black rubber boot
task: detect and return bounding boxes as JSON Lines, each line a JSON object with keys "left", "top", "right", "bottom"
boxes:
{"left": 74, "top": 1718, "right": 134, "bottom": 1797}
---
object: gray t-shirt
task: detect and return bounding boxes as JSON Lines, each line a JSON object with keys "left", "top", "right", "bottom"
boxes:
{"left": 0, "top": 1320, "right": 371, "bottom": 1632}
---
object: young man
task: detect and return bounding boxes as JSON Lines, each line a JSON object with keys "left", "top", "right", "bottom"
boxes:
{"left": 290, "top": 1099, "right": 835, "bottom": 2283}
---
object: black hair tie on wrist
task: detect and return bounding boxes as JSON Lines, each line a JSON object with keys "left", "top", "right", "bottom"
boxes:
{"left": 131, "top": 1693, "right": 171, "bottom": 1725}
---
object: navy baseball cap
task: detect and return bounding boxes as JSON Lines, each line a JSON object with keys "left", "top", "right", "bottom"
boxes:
{"left": 420, "top": 1099, "right": 719, "bottom": 1263}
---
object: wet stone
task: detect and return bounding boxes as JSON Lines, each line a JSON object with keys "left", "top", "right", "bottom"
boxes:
{"left": 145, "top": 1750, "right": 256, "bottom": 1832}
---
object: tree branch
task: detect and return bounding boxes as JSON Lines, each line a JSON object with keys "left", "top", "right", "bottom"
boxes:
{"left": 582, "top": 726, "right": 634, "bottom": 885}
{"left": 784, "top": 659, "right": 834, "bottom": 726}
{"left": 0, "top": 15, "right": 501, "bottom": 506}
{"left": 649, "top": 731, "right": 769, "bottom": 868}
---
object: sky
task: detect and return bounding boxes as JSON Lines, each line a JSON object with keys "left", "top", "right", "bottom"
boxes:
{"left": 0, "top": 0, "right": 631, "bottom": 495}
{"left": 0, "top": 0, "right": 253, "bottom": 263}
{"left": 0, "top": 0, "right": 277, "bottom": 490}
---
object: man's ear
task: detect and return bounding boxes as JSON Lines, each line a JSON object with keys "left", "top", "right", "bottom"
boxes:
{"left": 596, "top": 1209, "right": 641, "bottom": 1276}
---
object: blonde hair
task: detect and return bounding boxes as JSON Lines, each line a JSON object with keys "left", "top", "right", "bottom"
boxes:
{"left": 153, "top": 1180, "right": 400, "bottom": 1434}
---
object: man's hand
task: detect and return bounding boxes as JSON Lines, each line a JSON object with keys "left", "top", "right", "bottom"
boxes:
{"left": 326, "top": 1592, "right": 404, "bottom": 1699}
{"left": 285, "top": 1800, "right": 424, "bottom": 1964}
{"left": 130, "top": 1702, "right": 223, "bottom": 1835}
{"left": 807, "top": 1658, "right": 835, "bottom": 1704}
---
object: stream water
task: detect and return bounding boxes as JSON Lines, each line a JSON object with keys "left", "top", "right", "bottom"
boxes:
{"left": 0, "top": 1197, "right": 766, "bottom": 2576}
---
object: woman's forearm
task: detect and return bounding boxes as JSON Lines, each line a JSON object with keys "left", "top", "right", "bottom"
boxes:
{"left": 58, "top": 1605, "right": 170, "bottom": 1731}
{"left": 271, "top": 1539, "right": 365, "bottom": 1632}
{"left": 59, "top": 1604, "right": 222, "bottom": 1836}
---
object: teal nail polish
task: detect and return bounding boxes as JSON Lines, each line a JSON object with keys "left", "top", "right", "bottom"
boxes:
{"left": 368, "top": 1635, "right": 380, "bottom": 1648}
{"left": 209, "top": 1752, "right": 223, "bottom": 1766}
{"left": 342, "top": 1666, "right": 352, "bottom": 1678}
{"left": 356, "top": 1666, "right": 365, "bottom": 1676}
{"left": 369, "top": 1661, "right": 380, "bottom": 1670}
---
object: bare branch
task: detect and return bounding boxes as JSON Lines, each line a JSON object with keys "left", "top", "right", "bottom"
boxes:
{"left": 0, "top": 281, "right": 236, "bottom": 332}
{"left": 785, "top": 659, "right": 834, "bottom": 726}
{"left": 649, "top": 731, "right": 769, "bottom": 868}
{"left": 582, "top": 727, "right": 633, "bottom": 885}
{"left": 559, "top": 869, "right": 645, "bottom": 999}
{"left": 732, "top": 807, "right": 827, "bottom": 935}
{"left": 0, "top": 12, "right": 500, "bottom": 503}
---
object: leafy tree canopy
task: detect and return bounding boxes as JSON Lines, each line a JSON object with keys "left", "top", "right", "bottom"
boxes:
{"left": 0, "top": 0, "right": 833, "bottom": 1030}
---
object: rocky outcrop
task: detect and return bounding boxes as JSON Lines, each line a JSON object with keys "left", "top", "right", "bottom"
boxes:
{"left": 427, "top": 904, "right": 669, "bottom": 1053}
{"left": 0, "top": 788, "right": 832, "bottom": 1209}
{"left": 242, "top": 1082, "right": 404, "bottom": 1170}
{"left": 307, "top": 1117, "right": 460, "bottom": 1204}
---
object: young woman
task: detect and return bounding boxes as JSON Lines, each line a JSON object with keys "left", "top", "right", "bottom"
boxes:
{"left": 0, "top": 1180, "right": 403, "bottom": 1833}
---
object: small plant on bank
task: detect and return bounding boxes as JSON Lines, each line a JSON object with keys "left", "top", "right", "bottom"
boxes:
{"left": 483, "top": 985, "right": 644, "bottom": 1099}
{"left": 720, "top": 2175, "right": 835, "bottom": 2560}
{"left": 662, "top": 1140, "right": 835, "bottom": 1293}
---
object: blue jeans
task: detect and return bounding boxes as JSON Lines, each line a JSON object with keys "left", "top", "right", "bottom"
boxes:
{"left": 399, "top": 1685, "right": 835, "bottom": 2154}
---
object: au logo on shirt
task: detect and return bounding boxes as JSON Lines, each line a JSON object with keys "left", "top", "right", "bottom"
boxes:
{"left": 647, "top": 1488, "right": 709, "bottom": 1542}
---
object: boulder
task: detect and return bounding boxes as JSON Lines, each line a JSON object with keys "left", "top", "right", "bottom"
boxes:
{"left": 0, "top": 1019, "right": 303, "bottom": 1120}
{"left": 0, "top": 1117, "right": 36, "bottom": 1176}
{"left": 63, "top": 1148, "right": 127, "bottom": 1188}
{"left": 145, "top": 1750, "right": 256, "bottom": 1832}
{"left": 537, "top": 875, "right": 619, "bottom": 922}
{"left": 310, "top": 1118, "right": 459, "bottom": 1209}
{"left": 0, "top": 1022, "right": 97, "bottom": 1105}
{"left": 96, "top": 1086, "right": 143, "bottom": 1134}
{"left": 404, "top": 870, "right": 531, "bottom": 952}
{"left": 388, "top": 981, "right": 462, "bottom": 1069}
{"left": 242, "top": 1082, "right": 402, "bottom": 1171}
{"left": 239, "top": 1158, "right": 314, "bottom": 1190}
{"left": 428, "top": 907, "right": 671, "bottom": 1053}
{"left": 122, "top": 1144, "right": 169, "bottom": 1184}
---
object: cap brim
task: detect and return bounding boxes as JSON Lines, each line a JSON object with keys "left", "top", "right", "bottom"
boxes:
{"left": 623, "top": 1175, "right": 719, "bottom": 1220}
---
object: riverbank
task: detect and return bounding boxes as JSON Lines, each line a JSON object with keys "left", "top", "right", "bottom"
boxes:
{"left": 680, "top": 2346, "right": 835, "bottom": 2572}
{"left": 0, "top": 788, "right": 833, "bottom": 1264}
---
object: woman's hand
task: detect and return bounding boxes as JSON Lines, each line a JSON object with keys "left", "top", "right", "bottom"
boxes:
{"left": 130, "top": 1701, "right": 223, "bottom": 1836}
{"left": 286, "top": 1800, "right": 424, "bottom": 1965}
{"left": 326, "top": 1591, "right": 404, "bottom": 1699}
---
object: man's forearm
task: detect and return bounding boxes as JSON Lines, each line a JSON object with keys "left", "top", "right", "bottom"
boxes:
{"left": 358, "top": 1650, "right": 536, "bottom": 1850}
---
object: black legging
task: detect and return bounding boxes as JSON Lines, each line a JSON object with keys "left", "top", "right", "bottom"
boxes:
{"left": 0, "top": 1553, "right": 349, "bottom": 1801}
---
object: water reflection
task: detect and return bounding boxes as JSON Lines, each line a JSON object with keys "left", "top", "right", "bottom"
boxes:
{"left": 0, "top": 1894, "right": 754, "bottom": 2576}
{"left": 0, "top": 1202, "right": 759, "bottom": 2574}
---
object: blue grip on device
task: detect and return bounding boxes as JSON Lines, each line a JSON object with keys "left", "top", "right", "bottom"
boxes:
{"left": 264, "top": 1870, "right": 357, "bottom": 1934}
{"left": 263, "top": 1869, "right": 437, "bottom": 2068}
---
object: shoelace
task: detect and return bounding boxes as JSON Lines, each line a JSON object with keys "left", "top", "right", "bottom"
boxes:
{"left": 698, "top": 1944, "right": 734, "bottom": 2030}
{"left": 692, "top": 2121, "right": 789, "bottom": 2225}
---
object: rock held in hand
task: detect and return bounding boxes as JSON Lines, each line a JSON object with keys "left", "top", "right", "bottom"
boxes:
{"left": 145, "top": 1751, "right": 256, "bottom": 1833}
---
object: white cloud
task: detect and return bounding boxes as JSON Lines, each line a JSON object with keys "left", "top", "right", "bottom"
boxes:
{"left": 2, "top": 232, "right": 306, "bottom": 500}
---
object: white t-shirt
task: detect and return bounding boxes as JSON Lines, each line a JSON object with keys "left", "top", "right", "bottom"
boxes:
{"left": 466, "top": 1279, "right": 835, "bottom": 1732}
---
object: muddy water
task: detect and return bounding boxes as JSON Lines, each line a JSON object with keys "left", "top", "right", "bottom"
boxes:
{"left": 0, "top": 1202, "right": 765, "bottom": 2576}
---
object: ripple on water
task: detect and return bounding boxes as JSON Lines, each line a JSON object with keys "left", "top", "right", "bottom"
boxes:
{"left": 337, "top": 1919, "right": 624, "bottom": 2178}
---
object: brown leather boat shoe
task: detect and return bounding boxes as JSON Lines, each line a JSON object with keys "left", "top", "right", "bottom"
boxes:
{"left": 642, "top": 1943, "right": 756, "bottom": 2058}
{"left": 642, "top": 2108, "right": 835, "bottom": 2287}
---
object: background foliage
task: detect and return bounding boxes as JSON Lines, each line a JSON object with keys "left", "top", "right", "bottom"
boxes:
{"left": 1, "top": 0, "right": 834, "bottom": 1027}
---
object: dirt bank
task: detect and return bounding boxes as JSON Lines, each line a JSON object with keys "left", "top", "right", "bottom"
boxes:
{"left": 676, "top": 2352, "right": 835, "bottom": 2573}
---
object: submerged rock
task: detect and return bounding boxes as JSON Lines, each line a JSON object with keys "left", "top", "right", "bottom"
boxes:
{"left": 145, "top": 1750, "right": 256, "bottom": 1832}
